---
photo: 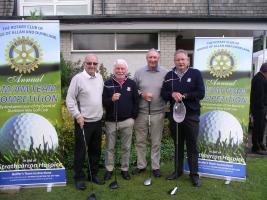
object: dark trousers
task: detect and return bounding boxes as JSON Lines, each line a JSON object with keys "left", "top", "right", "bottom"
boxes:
{"left": 73, "top": 120, "right": 102, "bottom": 180}
{"left": 252, "top": 111, "right": 266, "bottom": 150}
{"left": 169, "top": 113, "right": 199, "bottom": 175}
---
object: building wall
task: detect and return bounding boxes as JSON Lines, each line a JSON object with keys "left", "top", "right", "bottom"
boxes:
{"left": 1, "top": 0, "right": 266, "bottom": 74}
{"left": 1, "top": 0, "right": 267, "bottom": 17}
{"left": 60, "top": 32, "right": 71, "bottom": 60}
{"left": 60, "top": 31, "right": 177, "bottom": 74}
{"left": 70, "top": 51, "right": 149, "bottom": 77}
{"left": 93, "top": 0, "right": 267, "bottom": 17}
{"left": 160, "top": 32, "right": 176, "bottom": 68}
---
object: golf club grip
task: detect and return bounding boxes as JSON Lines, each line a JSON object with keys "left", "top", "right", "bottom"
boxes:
{"left": 148, "top": 100, "right": 151, "bottom": 115}
{"left": 82, "top": 129, "right": 88, "bottom": 153}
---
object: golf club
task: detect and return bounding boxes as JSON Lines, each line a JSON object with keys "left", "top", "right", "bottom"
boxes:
{"left": 144, "top": 100, "right": 152, "bottom": 186}
{"left": 109, "top": 101, "right": 119, "bottom": 189}
{"left": 168, "top": 105, "right": 180, "bottom": 195}
{"left": 81, "top": 128, "right": 97, "bottom": 200}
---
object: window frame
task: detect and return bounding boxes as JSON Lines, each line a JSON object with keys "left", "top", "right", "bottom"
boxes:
{"left": 18, "top": 0, "right": 92, "bottom": 16}
{"left": 71, "top": 32, "right": 160, "bottom": 52}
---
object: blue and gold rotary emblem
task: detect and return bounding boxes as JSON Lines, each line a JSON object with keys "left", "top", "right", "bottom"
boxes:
{"left": 207, "top": 49, "right": 236, "bottom": 78}
{"left": 5, "top": 36, "right": 42, "bottom": 73}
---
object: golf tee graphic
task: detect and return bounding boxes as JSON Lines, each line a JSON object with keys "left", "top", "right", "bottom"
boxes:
{"left": 0, "top": 20, "right": 66, "bottom": 187}
{"left": 187, "top": 37, "right": 253, "bottom": 181}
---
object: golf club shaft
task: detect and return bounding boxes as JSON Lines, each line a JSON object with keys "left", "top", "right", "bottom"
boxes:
{"left": 82, "top": 128, "right": 94, "bottom": 192}
{"left": 175, "top": 122, "right": 178, "bottom": 175}
{"left": 148, "top": 101, "right": 151, "bottom": 178}
{"left": 114, "top": 101, "right": 118, "bottom": 182}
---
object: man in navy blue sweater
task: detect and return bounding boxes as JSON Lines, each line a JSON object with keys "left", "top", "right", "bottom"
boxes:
{"left": 102, "top": 59, "right": 139, "bottom": 181}
{"left": 161, "top": 49, "right": 205, "bottom": 187}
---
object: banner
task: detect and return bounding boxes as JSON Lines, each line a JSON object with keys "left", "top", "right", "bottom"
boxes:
{"left": 0, "top": 20, "right": 66, "bottom": 187}
{"left": 184, "top": 37, "right": 253, "bottom": 181}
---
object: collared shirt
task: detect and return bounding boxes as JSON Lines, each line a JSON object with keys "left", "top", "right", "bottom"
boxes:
{"left": 134, "top": 65, "right": 168, "bottom": 114}
{"left": 175, "top": 67, "right": 189, "bottom": 80}
{"left": 113, "top": 76, "right": 127, "bottom": 86}
{"left": 83, "top": 69, "right": 96, "bottom": 79}
{"left": 145, "top": 65, "right": 160, "bottom": 72}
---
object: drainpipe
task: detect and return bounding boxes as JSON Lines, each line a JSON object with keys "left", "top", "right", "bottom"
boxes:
{"left": 102, "top": 0, "right": 105, "bottom": 15}
{"left": 13, "top": 0, "right": 17, "bottom": 16}
{"left": 207, "top": 0, "right": 211, "bottom": 16}
{"left": 91, "top": 0, "right": 94, "bottom": 15}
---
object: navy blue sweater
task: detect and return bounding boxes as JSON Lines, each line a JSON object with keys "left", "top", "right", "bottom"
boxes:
{"left": 161, "top": 67, "right": 205, "bottom": 115}
{"left": 103, "top": 77, "right": 139, "bottom": 122}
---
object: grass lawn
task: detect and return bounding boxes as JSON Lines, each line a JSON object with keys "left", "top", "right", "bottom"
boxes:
{"left": 0, "top": 157, "right": 266, "bottom": 200}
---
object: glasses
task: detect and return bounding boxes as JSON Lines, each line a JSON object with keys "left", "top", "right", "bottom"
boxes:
{"left": 85, "top": 62, "right": 98, "bottom": 66}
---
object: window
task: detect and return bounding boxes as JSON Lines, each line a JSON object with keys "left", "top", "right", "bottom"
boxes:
{"left": 19, "top": 0, "right": 91, "bottom": 16}
{"left": 56, "top": 5, "right": 87, "bottom": 15}
{"left": 73, "top": 34, "right": 115, "bottom": 50}
{"left": 73, "top": 33, "right": 159, "bottom": 51}
{"left": 117, "top": 33, "right": 158, "bottom": 50}
{"left": 176, "top": 38, "right": 194, "bottom": 66}
{"left": 23, "top": 6, "right": 54, "bottom": 16}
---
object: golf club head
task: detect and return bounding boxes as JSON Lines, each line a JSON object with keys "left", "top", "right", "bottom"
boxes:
{"left": 87, "top": 193, "right": 96, "bottom": 200}
{"left": 143, "top": 178, "right": 152, "bottom": 186}
{"left": 109, "top": 181, "right": 119, "bottom": 189}
{"left": 168, "top": 186, "right": 178, "bottom": 195}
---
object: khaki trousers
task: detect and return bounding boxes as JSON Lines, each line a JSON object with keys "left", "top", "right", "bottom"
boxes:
{"left": 134, "top": 112, "right": 165, "bottom": 170}
{"left": 105, "top": 118, "right": 134, "bottom": 171}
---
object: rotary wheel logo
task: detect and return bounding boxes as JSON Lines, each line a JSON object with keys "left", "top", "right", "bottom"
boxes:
{"left": 207, "top": 49, "right": 236, "bottom": 78}
{"left": 5, "top": 36, "right": 42, "bottom": 73}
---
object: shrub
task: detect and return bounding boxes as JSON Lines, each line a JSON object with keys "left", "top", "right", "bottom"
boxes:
{"left": 60, "top": 54, "right": 82, "bottom": 98}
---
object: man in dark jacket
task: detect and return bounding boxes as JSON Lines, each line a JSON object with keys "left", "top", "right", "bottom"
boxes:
{"left": 250, "top": 62, "right": 267, "bottom": 154}
{"left": 103, "top": 59, "right": 139, "bottom": 180}
{"left": 161, "top": 49, "right": 205, "bottom": 187}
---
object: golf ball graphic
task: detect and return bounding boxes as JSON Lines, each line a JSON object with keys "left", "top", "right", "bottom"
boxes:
{"left": 0, "top": 113, "right": 58, "bottom": 154}
{"left": 199, "top": 110, "right": 243, "bottom": 145}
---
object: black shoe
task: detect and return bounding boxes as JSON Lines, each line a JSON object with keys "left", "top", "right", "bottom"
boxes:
{"left": 259, "top": 143, "right": 267, "bottom": 151}
{"left": 152, "top": 169, "right": 161, "bottom": 177}
{"left": 104, "top": 171, "right": 113, "bottom": 181}
{"left": 251, "top": 149, "right": 267, "bottom": 155}
{"left": 121, "top": 171, "right": 131, "bottom": 180}
{"left": 190, "top": 174, "right": 201, "bottom": 187}
{"left": 91, "top": 175, "right": 105, "bottom": 185}
{"left": 74, "top": 180, "right": 86, "bottom": 190}
{"left": 166, "top": 171, "right": 183, "bottom": 180}
{"left": 132, "top": 167, "right": 146, "bottom": 175}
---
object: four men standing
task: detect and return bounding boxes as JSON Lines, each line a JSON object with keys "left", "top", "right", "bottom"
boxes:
{"left": 67, "top": 49, "right": 267, "bottom": 190}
